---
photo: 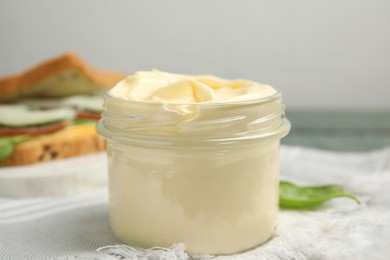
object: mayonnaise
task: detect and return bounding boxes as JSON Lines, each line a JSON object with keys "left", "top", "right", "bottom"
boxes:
{"left": 109, "top": 70, "right": 277, "bottom": 104}
{"left": 97, "top": 71, "right": 290, "bottom": 255}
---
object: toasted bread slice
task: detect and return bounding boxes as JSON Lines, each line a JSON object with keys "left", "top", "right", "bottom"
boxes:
{"left": 0, "top": 124, "right": 106, "bottom": 166}
{"left": 0, "top": 53, "right": 126, "bottom": 101}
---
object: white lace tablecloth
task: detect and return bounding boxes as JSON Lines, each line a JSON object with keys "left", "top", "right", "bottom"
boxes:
{"left": 0, "top": 146, "right": 389, "bottom": 260}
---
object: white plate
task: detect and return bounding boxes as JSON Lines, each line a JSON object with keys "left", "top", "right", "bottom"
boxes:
{"left": 0, "top": 153, "right": 108, "bottom": 198}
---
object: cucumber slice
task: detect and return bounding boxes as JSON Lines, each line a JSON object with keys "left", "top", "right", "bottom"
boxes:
{"left": 61, "top": 95, "right": 103, "bottom": 113}
{"left": 18, "top": 95, "right": 103, "bottom": 113}
{"left": 0, "top": 105, "right": 75, "bottom": 127}
{"left": 18, "top": 98, "right": 61, "bottom": 109}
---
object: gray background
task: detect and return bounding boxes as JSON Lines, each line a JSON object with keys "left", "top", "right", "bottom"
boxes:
{"left": 0, "top": 0, "right": 389, "bottom": 110}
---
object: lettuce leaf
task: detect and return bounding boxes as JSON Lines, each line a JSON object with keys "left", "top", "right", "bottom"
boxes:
{"left": 0, "top": 136, "right": 29, "bottom": 161}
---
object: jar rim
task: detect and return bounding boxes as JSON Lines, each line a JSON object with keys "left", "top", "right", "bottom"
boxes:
{"left": 97, "top": 118, "right": 290, "bottom": 146}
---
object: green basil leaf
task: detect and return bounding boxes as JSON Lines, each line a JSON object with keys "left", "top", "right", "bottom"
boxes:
{"left": 279, "top": 181, "right": 360, "bottom": 209}
{"left": 0, "top": 136, "right": 29, "bottom": 161}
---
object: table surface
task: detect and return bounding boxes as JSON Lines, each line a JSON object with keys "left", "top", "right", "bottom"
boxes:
{"left": 1, "top": 146, "right": 390, "bottom": 260}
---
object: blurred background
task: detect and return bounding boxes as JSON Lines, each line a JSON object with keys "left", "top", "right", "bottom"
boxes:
{"left": 1, "top": 0, "right": 389, "bottom": 150}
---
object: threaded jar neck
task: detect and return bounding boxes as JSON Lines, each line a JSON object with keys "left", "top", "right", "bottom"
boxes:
{"left": 97, "top": 92, "right": 290, "bottom": 147}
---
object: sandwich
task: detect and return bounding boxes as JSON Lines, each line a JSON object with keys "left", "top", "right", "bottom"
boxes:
{"left": 0, "top": 53, "right": 126, "bottom": 166}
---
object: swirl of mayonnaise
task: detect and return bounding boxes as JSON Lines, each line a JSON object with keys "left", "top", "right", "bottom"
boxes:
{"left": 109, "top": 70, "right": 277, "bottom": 104}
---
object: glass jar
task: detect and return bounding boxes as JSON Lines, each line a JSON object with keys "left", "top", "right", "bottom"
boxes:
{"left": 97, "top": 91, "right": 290, "bottom": 255}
